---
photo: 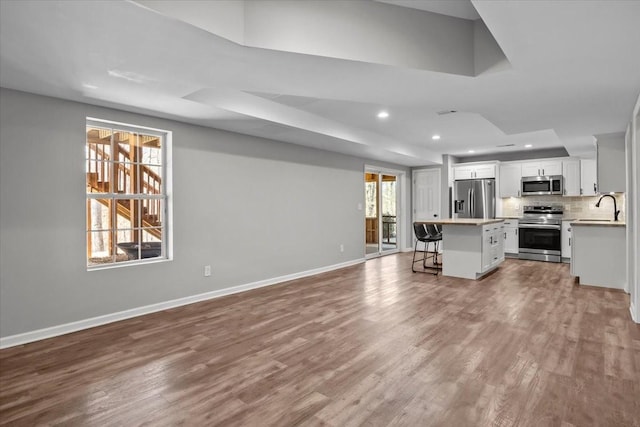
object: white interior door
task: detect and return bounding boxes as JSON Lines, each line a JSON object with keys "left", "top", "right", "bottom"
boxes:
{"left": 413, "top": 168, "right": 441, "bottom": 221}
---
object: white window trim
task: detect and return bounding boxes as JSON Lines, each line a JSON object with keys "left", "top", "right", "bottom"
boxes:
{"left": 86, "top": 117, "right": 173, "bottom": 270}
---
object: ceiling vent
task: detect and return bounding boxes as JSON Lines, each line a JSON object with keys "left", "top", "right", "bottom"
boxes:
{"left": 436, "top": 109, "right": 457, "bottom": 115}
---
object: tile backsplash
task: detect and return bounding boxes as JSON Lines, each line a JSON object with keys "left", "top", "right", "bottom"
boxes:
{"left": 500, "top": 194, "right": 625, "bottom": 220}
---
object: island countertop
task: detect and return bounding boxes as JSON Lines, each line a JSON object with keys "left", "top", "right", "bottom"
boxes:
{"left": 415, "top": 218, "right": 504, "bottom": 226}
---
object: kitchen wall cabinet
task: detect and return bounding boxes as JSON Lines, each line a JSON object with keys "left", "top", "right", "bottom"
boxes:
{"left": 580, "top": 158, "right": 598, "bottom": 196}
{"left": 561, "top": 221, "right": 572, "bottom": 261}
{"left": 562, "top": 159, "right": 581, "bottom": 196}
{"left": 521, "top": 160, "right": 562, "bottom": 177}
{"left": 597, "top": 136, "right": 626, "bottom": 193}
{"left": 499, "top": 163, "right": 521, "bottom": 197}
{"left": 503, "top": 220, "right": 518, "bottom": 255}
{"left": 453, "top": 163, "right": 496, "bottom": 180}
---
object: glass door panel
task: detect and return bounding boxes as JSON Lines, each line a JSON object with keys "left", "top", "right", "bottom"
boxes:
{"left": 365, "top": 171, "right": 399, "bottom": 257}
{"left": 365, "top": 172, "right": 379, "bottom": 256}
{"left": 381, "top": 175, "right": 397, "bottom": 253}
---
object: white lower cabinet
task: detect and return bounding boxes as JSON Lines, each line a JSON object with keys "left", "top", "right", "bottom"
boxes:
{"left": 442, "top": 221, "right": 504, "bottom": 280}
{"left": 571, "top": 224, "right": 626, "bottom": 289}
{"left": 503, "top": 220, "right": 518, "bottom": 256}
{"left": 561, "top": 221, "right": 572, "bottom": 262}
{"left": 482, "top": 223, "right": 504, "bottom": 271}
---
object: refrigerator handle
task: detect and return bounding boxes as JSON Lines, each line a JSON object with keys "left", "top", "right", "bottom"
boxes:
{"left": 469, "top": 187, "right": 474, "bottom": 217}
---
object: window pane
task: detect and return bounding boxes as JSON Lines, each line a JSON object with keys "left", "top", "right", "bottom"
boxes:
{"left": 113, "top": 162, "right": 137, "bottom": 193}
{"left": 365, "top": 181, "right": 377, "bottom": 218}
{"left": 142, "top": 228, "right": 162, "bottom": 243}
{"left": 139, "top": 164, "right": 162, "bottom": 195}
{"left": 115, "top": 198, "right": 139, "bottom": 229}
{"left": 86, "top": 161, "right": 112, "bottom": 193}
{"left": 115, "top": 228, "right": 139, "bottom": 262}
{"left": 142, "top": 199, "right": 163, "bottom": 227}
{"left": 87, "top": 230, "right": 114, "bottom": 266}
{"left": 140, "top": 133, "right": 162, "bottom": 165}
{"left": 87, "top": 199, "right": 112, "bottom": 231}
{"left": 114, "top": 131, "right": 139, "bottom": 161}
{"left": 86, "top": 127, "right": 112, "bottom": 160}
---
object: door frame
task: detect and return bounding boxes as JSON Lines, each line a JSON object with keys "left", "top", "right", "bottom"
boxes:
{"left": 364, "top": 165, "right": 405, "bottom": 259}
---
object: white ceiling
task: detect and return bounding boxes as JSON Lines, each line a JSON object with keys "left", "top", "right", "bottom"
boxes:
{"left": 1, "top": 0, "right": 639, "bottom": 166}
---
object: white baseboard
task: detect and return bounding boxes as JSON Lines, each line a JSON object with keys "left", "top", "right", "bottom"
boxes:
{"left": 631, "top": 302, "right": 638, "bottom": 323}
{"left": 0, "top": 258, "right": 365, "bottom": 349}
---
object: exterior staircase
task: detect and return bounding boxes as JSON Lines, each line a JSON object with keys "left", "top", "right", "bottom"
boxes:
{"left": 86, "top": 129, "right": 163, "bottom": 244}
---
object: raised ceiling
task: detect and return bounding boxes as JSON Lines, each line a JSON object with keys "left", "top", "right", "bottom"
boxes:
{"left": 1, "top": 0, "right": 639, "bottom": 166}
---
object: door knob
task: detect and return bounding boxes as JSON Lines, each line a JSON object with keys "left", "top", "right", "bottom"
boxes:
{"left": 433, "top": 214, "right": 438, "bottom": 217}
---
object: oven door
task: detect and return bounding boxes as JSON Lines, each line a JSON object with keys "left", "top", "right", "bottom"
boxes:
{"left": 518, "top": 223, "right": 561, "bottom": 257}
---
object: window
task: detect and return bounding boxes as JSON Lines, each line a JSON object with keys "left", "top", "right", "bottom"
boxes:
{"left": 86, "top": 119, "right": 171, "bottom": 268}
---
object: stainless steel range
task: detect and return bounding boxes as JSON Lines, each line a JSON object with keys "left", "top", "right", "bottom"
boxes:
{"left": 518, "top": 205, "right": 563, "bottom": 262}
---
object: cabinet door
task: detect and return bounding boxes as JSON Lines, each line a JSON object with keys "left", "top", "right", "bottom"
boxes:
{"left": 493, "top": 225, "right": 505, "bottom": 266}
{"left": 562, "top": 159, "right": 581, "bottom": 196}
{"left": 580, "top": 158, "right": 598, "bottom": 196}
{"left": 504, "top": 225, "right": 518, "bottom": 254}
{"left": 597, "top": 137, "right": 625, "bottom": 193}
{"left": 499, "top": 163, "right": 522, "bottom": 197}
{"left": 453, "top": 166, "right": 474, "bottom": 180}
{"left": 482, "top": 226, "right": 493, "bottom": 271}
{"left": 540, "top": 160, "right": 563, "bottom": 176}
{"left": 561, "top": 221, "right": 572, "bottom": 259}
{"left": 473, "top": 164, "right": 496, "bottom": 179}
{"left": 521, "top": 162, "right": 541, "bottom": 177}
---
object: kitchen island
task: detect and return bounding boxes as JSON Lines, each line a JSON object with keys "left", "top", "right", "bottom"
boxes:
{"left": 416, "top": 219, "right": 505, "bottom": 280}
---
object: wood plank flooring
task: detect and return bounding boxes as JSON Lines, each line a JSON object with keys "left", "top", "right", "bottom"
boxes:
{"left": 1, "top": 255, "right": 639, "bottom": 426}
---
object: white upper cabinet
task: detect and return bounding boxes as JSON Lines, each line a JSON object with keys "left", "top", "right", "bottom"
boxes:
{"left": 562, "top": 159, "right": 581, "bottom": 196}
{"left": 499, "top": 163, "right": 522, "bottom": 197}
{"left": 521, "top": 160, "right": 562, "bottom": 177}
{"left": 453, "top": 163, "right": 496, "bottom": 180}
{"left": 597, "top": 136, "right": 625, "bottom": 193}
{"left": 580, "top": 158, "right": 598, "bottom": 196}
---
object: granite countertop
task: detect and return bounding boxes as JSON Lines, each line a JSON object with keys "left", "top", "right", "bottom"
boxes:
{"left": 416, "top": 218, "right": 505, "bottom": 226}
{"left": 570, "top": 219, "right": 626, "bottom": 227}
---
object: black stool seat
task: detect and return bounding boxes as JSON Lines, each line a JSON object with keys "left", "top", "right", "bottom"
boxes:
{"left": 412, "top": 223, "right": 443, "bottom": 274}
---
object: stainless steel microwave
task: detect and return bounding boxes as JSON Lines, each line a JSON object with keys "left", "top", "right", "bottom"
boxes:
{"left": 521, "top": 175, "right": 563, "bottom": 196}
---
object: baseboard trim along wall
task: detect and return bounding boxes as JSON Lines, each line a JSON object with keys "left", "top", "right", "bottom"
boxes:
{"left": 0, "top": 258, "right": 365, "bottom": 349}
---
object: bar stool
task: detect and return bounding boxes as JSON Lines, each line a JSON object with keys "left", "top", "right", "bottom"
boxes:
{"left": 412, "top": 223, "right": 443, "bottom": 275}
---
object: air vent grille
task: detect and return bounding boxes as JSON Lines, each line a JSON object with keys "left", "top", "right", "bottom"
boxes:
{"left": 436, "top": 110, "right": 457, "bottom": 115}
{"left": 496, "top": 143, "right": 515, "bottom": 147}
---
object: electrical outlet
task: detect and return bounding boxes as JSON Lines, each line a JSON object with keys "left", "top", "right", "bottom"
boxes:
{"left": 204, "top": 265, "right": 211, "bottom": 277}
{"left": 340, "top": 244, "right": 344, "bottom": 252}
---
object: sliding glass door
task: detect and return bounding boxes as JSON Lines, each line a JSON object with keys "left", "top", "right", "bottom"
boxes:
{"left": 365, "top": 171, "right": 399, "bottom": 258}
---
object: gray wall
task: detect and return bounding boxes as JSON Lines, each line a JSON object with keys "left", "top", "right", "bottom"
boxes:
{"left": 0, "top": 88, "right": 409, "bottom": 338}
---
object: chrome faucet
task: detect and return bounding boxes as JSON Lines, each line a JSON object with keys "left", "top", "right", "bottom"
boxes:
{"left": 595, "top": 194, "right": 620, "bottom": 221}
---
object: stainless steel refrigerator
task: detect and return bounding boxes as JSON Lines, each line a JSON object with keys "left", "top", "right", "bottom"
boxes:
{"left": 453, "top": 179, "right": 496, "bottom": 219}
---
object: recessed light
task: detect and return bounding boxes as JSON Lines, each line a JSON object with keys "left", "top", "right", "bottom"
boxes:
{"left": 468, "top": 150, "right": 475, "bottom": 153}
{"left": 432, "top": 135, "right": 441, "bottom": 141}
{"left": 377, "top": 111, "right": 389, "bottom": 119}
{"left": 525, "top": 144, "right": 533, "bottom": 148}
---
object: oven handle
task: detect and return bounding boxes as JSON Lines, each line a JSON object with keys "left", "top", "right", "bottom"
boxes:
{"left": 518, "top": 224, "right": 561, "bottom": 229}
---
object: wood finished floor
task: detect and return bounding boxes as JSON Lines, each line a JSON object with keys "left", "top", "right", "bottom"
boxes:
{"left": 1, "top": 255, "right": 639, "bottom": 426}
